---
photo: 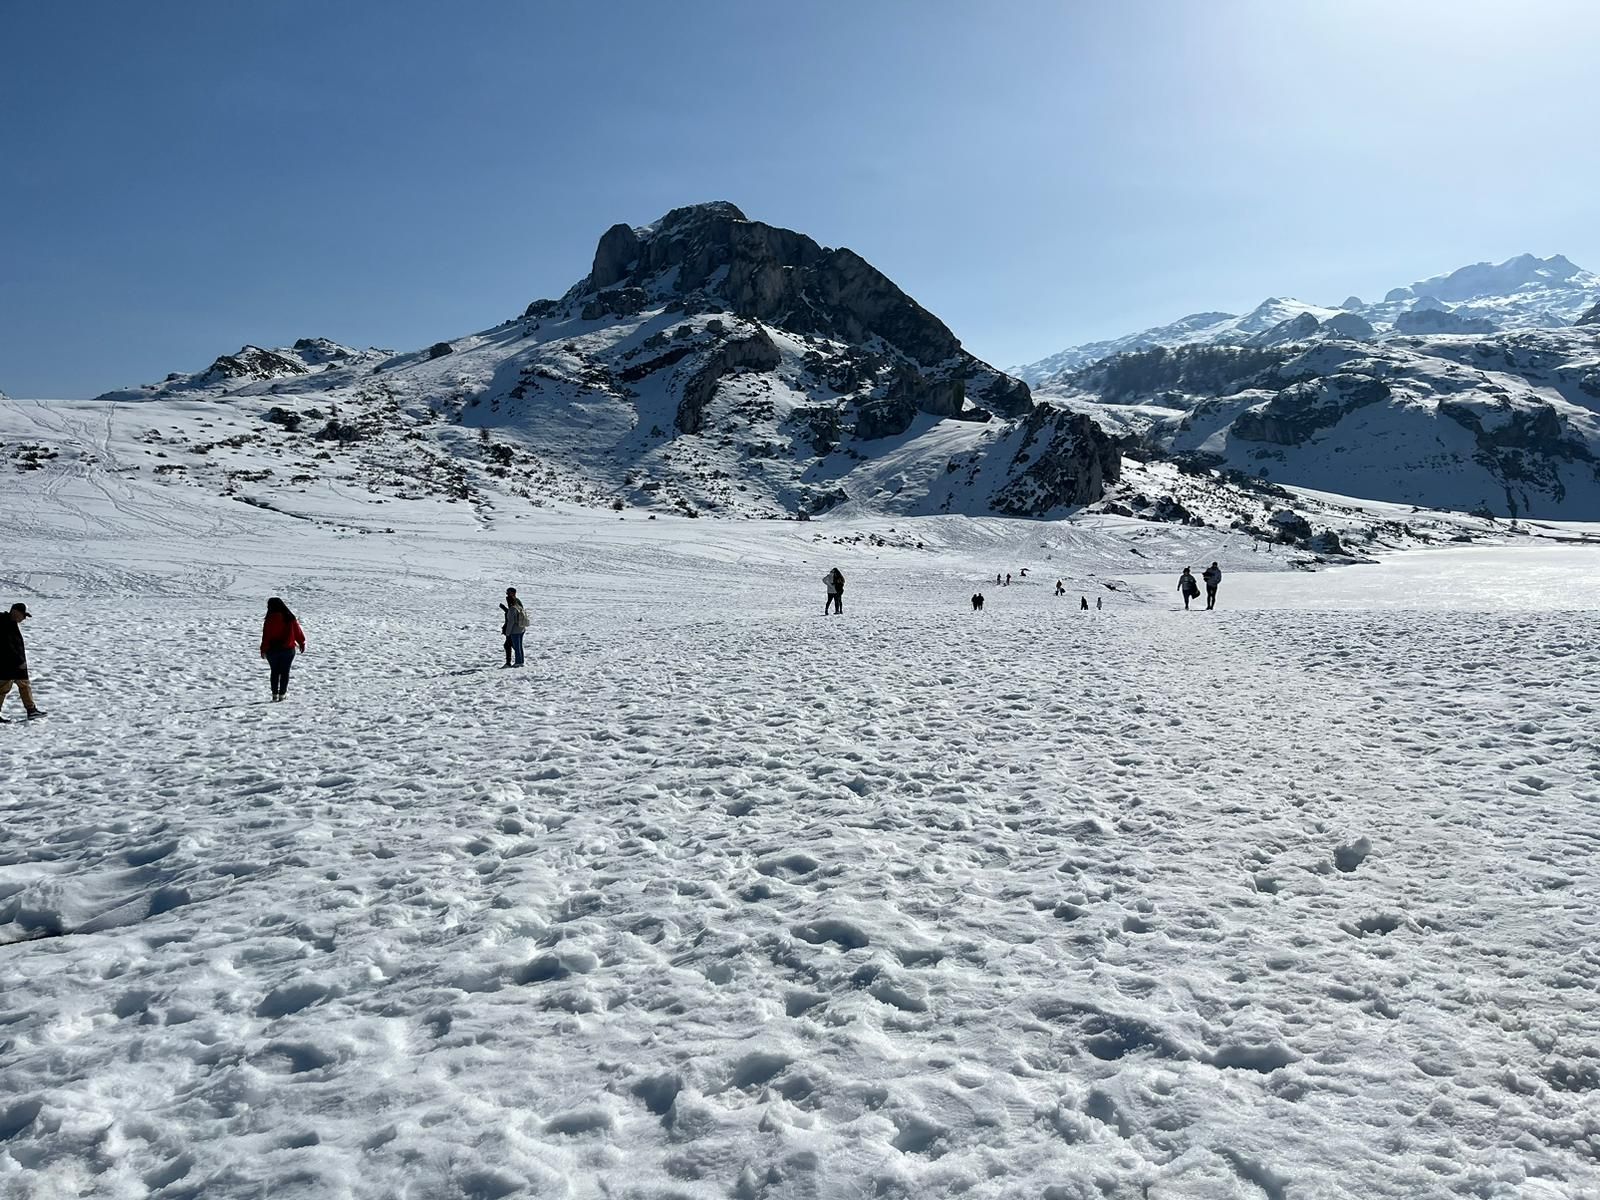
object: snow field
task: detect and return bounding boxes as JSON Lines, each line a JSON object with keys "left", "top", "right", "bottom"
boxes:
{"left": 4, "top": 560, "right": 1599, "bottom": 1198}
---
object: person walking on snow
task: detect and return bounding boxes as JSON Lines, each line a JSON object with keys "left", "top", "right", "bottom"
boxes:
{"left": 260, "top": 597, "right": 306, "bottom": 702}
{"left": 1080, "top": 596, "right": 1089, "bottom": 610}
{"left": 499, "top": 587, "right": 528, "bottom": 667}
{"left": 1178, "top": 568, "right": 1200, "bottom": 610}
{"left": 1055, "top": 580, "right": 1065, "bottom": 597}
{"left": 0, "top": 603, "right": 45, "bottom": 721}
{"left": 1202, "top": 562, "right": 1223, "bottom": 610}
{"left": 823, "top": 567, "right": 845, "bottom": 615}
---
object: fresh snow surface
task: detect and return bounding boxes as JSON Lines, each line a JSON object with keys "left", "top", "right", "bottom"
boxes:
{"left": 3, "top": 447, "right": 1600, "bottom": 1199}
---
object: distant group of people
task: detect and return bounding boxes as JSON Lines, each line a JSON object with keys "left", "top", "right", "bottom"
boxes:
{"left": 5, "top": 553, "right": 1233, "bottom": 720}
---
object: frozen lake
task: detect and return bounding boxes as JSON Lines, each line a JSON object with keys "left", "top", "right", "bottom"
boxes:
{"left": 1131, "top": 541, "right": 1600, "bottom": 612}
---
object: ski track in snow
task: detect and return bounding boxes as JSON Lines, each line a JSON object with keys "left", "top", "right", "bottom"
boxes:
{"left": 4, "top": 591, "right": 1599, "bottom": 1198}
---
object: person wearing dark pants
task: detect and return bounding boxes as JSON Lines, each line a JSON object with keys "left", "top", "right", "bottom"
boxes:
{"left": 823, "top": 567, "right": 845, "bottom": 615}
{"left": 0, "top": 602, "right": 45, "bottom": 721}
{"left": 499, "top": 588, "right": 528, "bottom": 667}
{"left": 1178, "top": 568, "right": 1199, "bottom": 610}
{"left": 1203, "top": 562, "right": 1223, "bottom": 610}
{"left": 260, "top": 597, "right": 307, "bottom": 702}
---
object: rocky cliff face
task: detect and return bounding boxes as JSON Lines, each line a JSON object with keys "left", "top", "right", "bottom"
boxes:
{"left": 566, "top": 202, "right": 1031, "bottom": 423}
{"left": 991, "top": 406, "right": 1122, "bottom": 515}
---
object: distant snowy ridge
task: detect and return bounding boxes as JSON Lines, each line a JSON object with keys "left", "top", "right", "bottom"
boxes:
{"left": 1049, "top": 327, "right": 1600, "bottom": 519}
{"left": 1019, "top": 252, "right": 1600, "bottom": 384}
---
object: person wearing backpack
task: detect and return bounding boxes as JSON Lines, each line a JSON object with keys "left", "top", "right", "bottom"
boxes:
{"left": 1178, "top": 568, "right": 1200, "bottom": 610}
{"left": 823, "top": 567, "right": 845, "bottom": 615}
{"left": 260, "top": 597, "right": 306, "bottom": 701}
{"left": 499, "top": 587, "right": 528, "bottom": 667}
{"left": 1202, "top": 561, "right": 1223, "bottom": 610}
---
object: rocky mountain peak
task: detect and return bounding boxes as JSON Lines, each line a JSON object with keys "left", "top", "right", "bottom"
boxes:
{"left": 571, "top": 205, "right": 1032, "bottom": 421}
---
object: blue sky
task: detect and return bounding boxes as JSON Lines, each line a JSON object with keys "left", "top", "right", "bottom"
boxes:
{"left": 3, "top": 0, "right": 1598, "bottom": 396}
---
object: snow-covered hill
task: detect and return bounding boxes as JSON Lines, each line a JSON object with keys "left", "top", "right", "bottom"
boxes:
{"left": 1019, "top": 253, "right": 1600, "bottom": 383}
{"left": 87, "top": 203, "right": 1117, "bottom": 523}
{"left": 1047, "top": 327, "right": 1600, "bottom": 519}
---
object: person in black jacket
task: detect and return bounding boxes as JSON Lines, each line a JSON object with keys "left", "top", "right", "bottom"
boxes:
{"left": 823, "top": 567, "right": 845, "bottom": 615}
{"left": 0, "top": 603, "right": 44, "bottom": 721}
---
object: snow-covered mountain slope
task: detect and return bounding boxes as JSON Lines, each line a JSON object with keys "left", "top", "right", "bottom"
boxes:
{"left": 1046, "top": 327, "right": 1600, "bottom": 518}
{"left": 83, "top": 203, "right": 1117, "bottom": 523}
{"left": 1019, "top": 253, "right": 1600, "bottom": 384}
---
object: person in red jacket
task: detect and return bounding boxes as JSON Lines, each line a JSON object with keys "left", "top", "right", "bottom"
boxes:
{"left": 260, "top": 597, "right": 306, "bottom": 702}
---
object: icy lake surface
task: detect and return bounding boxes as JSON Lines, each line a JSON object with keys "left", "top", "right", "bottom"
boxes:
{"left": 2, "top": 491, "right": 1598, "bottom": 1198}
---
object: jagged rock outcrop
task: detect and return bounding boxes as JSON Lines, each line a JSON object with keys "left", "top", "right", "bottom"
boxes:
{"left": 199, "top": 346, "right": 309, "bottom": 386}
{"left": 675, "top": 329, "right": 782, "bottom": 434}
{"left": 990, "top": 405, "right": 1121, "bottom": 515}
{"left": 1232, "top": 377, "right": 1391, "bottom": 446}
{"left": 590, "top": 223, "right": 642, "bottom": 290}
{"left": 1321, "top": 312, "right": 1376, "bottom": 340}
{"left": 1438, "top": 397, "right": 1594, "bottom": 512}
{"left": 1577, "top": 300, "right": 1600, "bottom": 326}
{"left": 569, "top": 202, "right": 1032, "bottom": 421}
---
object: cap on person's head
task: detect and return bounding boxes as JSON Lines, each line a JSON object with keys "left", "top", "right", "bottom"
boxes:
{"left": 506, "top": 587, "right": 517, "bottom": 595}
{"left": 10, "top": 603, "right": 30, "bottom": 617}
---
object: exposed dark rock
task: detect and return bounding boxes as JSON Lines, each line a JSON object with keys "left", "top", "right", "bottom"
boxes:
{"left": 1438, "top": 397, "right": 1594, "bottom": 512}
{"left": 1151, "top": 495, "right": 1200, "bottom": 525}
{"left": 1394, "top": 309, "right": 1498, "bottom": 335}
{"left": 1577, "top": 300, "right": 1600, "bottom": 326}
{"left": 427, "top": 342, "right": 454, "bottom": 360}
{"left": 1073, "top": 344, "right": 1287, "bottom": 403}
{"left": 590, "top": 222, "right": 642, "bottom": 290}
{"left": 1268, "top": 509, "right": 1314, "bottom": 540}
{"left": 989, "top": 406, "right": 1121, "bottom": 514}
{"left": 676, "top": 330, "right": 782, "bottom": 434}
{"left": 199, "top": 346, "right": 308, "bottom": 385}
{"left": 575, "top": 202, "right": 1030, "bottom": 422}
{"left": 1232, "top": 376, "right": 1391, "bottom": 446}
{"left": 580, "top": 287, "right": 649, "bottom": 322}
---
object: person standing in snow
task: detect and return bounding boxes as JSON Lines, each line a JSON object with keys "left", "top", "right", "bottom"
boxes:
{"left": 1202, "top": 561, "right": 1223, "bottom": 610}
{"left": 0, "top": 603, "right": 45, "bottom": 722}
{"left": 1080, "top": 596, "right": 1089, "bottom": 610}
{"left": 971, "top": 592, "right": 985, "bottom": 611}
{"left": 823, "top": 567, "right": 845, "bottom": 615}
{"left": 1178, "top": 568, "right": 1200, "bottom": 610}
{"left": 260, "top": 597, "right": 306, "bottom": 702}
{"left": 1055, "top": 580, "right": 1065, "bottom": 597}
{"left": 1005, "top": 572, "right": 1012, "bottom": 587}
{"left": 499, "top": 587, "right": 528, "bottom": 667}
{"left": 1096, "top": 596, "right": 1103, "bottom": 610}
